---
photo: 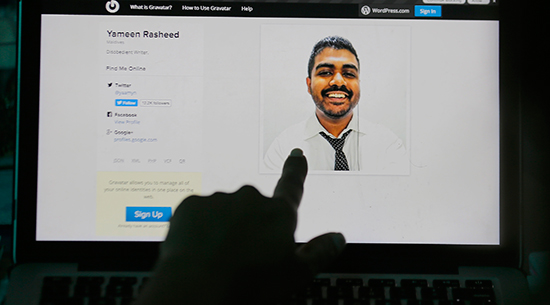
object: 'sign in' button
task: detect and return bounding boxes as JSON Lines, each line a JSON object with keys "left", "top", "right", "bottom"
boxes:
{"left": 115, "top": 99, "right": 138, "bottom": 107}
{"left": 126, "top": 206, "right": 172, "bottom": 222}
{"left": 415, "top": 5, "right": 441, "bottom": 17}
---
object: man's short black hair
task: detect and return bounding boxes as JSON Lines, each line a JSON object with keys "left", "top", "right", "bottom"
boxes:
{"left": 308, "top": 36, "right": 359, "bottom": 78}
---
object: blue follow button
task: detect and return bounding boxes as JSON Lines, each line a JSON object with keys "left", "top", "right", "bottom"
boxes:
{"left": 115, "top": 99, "right": 138, "bottom": 107}
{"left": 126, "top": 207, "right": 172, "bottom": 222}
{"left": 415, "top": 6, "right": 441, "bottom": 17}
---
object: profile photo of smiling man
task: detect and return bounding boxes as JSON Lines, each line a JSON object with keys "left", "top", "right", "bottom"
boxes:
{"left": 264, "top": 36, "right": 408, "bottom": 173}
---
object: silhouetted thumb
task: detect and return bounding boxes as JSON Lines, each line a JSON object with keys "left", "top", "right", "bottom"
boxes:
{"left": 296, "top": 232, "right": 346, "bottom": 275}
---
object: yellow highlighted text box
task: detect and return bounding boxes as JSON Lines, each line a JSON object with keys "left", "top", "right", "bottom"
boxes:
{"left": 96, "top": 171, "right": 201, "bottom": 237}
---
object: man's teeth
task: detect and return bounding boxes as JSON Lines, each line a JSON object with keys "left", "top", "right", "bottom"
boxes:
{"left": 328, "top": 93, "right": 346, "bottom": 98}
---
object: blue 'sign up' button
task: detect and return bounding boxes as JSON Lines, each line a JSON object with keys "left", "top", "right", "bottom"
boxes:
{"left": 415, "top": 6, "right": 441, "bottom": 17}
{"left": 126, "top": 206, "right": 172, "bottom": 222}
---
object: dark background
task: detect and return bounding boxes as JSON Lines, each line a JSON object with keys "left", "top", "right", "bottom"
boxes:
{"left": 518, "top": 0, "right": 550, "bottom": 301}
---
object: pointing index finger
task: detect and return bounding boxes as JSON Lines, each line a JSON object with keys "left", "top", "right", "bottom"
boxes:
{"left": 272, "top": 148, "right": 308, "bottom": 209}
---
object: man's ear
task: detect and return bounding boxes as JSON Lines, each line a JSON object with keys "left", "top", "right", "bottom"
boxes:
{"left": 306, "top": 77, "right": 312, "bottom": 95}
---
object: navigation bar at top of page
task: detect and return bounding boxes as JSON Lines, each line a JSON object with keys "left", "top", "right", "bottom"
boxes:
{"left": 44, "top": 0, "right": 498, "bottom": 20}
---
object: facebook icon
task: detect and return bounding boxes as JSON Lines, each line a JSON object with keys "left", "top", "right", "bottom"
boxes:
{"left": 415, "top": 6, "right": 442, "bottom": 17}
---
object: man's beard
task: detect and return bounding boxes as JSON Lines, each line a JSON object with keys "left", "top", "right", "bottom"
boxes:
{"left": 313, "top": 85, "right": 358, "bottom": 119}
{"left": 315, "top": 102, "right": 352, "bottom": 119}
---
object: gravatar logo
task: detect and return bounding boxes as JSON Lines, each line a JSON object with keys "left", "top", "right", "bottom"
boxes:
{"left": 106, "top": 0, "right": 120, "bottom": 13}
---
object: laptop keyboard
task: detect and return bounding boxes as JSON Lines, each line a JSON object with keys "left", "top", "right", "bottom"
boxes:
{"left": 281, "top": 278, "right": 496, "bottom": 305}
{"left": 39, "top": 275, "right": 496, "bottom": 305}
{"left": 40, "top": 276, "right": 148, "bottom": 305}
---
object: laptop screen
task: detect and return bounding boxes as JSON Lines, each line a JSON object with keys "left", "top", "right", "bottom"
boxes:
{"left": 24, "top": 1, "right": 508, "bottom": 247}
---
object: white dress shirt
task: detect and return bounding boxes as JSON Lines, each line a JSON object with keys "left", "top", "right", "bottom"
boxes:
{"left": 264, "top": 114, "right": 408, "bottom": 174}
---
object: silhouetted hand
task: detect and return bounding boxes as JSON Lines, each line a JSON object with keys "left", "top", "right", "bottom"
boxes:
{"left": 135, "top": 149, "right": 346, "bottom": 305}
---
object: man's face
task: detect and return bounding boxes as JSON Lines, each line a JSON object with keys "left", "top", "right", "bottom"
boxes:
{"left": 307, "top": 47, "right": 360, "bottom": 120}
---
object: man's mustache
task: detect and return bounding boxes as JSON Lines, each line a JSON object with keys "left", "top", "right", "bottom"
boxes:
{"left": 321, "top": 85, "right": 353, "bottom": 98}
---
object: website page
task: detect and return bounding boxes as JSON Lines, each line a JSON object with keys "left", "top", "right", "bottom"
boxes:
{"left": 36, "top": 2, "right": 499, "bottom": 244}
